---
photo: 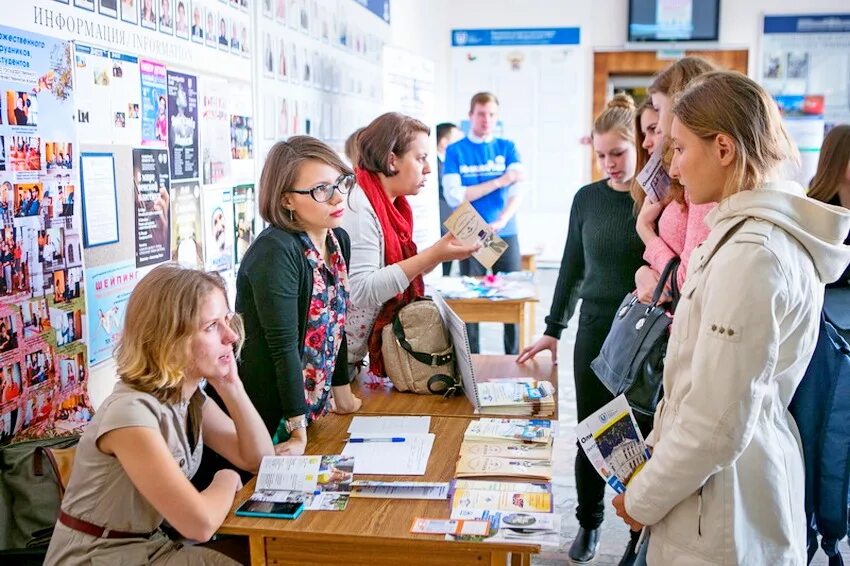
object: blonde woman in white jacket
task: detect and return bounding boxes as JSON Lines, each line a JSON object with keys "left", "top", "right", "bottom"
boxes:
{"left": 612, "top": 71, "right": 850, "bottom": 565}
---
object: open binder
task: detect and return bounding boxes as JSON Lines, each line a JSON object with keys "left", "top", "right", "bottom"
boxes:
{"left": 431, "top": 293, "right": 555, "bottom": 417}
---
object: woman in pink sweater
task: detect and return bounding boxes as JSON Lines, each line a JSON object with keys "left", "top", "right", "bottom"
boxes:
{"left": 633, "top": 58, "right": 717, "bottom": 302}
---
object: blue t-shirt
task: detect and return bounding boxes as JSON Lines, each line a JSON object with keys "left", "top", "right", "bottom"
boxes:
{"left": 443, "top": 137, "right": 521, "bottom": 237}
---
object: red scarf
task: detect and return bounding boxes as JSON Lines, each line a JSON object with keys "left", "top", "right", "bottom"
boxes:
{"left": 355, "top": 168, "right": 425, "bottom": 376}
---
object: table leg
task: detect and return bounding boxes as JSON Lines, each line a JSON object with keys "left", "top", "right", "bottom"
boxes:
{"left": 518, "top": 302, "right": 528, "bottom": 351}
{"left": 490, "top": 550, "right": 510, "bottom": 565}
{"left": 510, "top": 552, "right": 531, "bottom": 566}
{"left": 249, "top": 535, "right": 266, "bottom": 566}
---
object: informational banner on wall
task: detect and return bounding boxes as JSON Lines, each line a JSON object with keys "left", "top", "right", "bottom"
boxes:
{"left": 0, "top": 25, "right": 92, "bottom": 444}
{"left": 85, "top": 260, "right": 136, "bottom": 367}
{"left": 761, "top": 14, "right": 850, "bottom": 127}
{"left": 132, "top": 147, "right": 171, "bottom": 268}
{"left": 167, "top": 70, "right": 199, "bottom": 180}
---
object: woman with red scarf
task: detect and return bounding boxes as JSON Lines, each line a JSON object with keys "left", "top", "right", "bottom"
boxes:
{"left": 343, "top": 113, "right": 477, "bottom": 378}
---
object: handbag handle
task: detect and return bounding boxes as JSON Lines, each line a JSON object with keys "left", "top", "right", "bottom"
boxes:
{"left": 649, "top": 258, "right": 681, "bottom": 311}
{"left": 392, "top": 316, "right": 454, "bottom": 367}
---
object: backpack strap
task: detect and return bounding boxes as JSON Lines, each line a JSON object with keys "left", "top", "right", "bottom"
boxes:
{"left": 391, "top": 317, "right": 454, "bottom": 367}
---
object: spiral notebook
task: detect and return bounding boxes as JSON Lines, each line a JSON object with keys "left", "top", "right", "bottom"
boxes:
{"left": 431, "top": 293, "right": 556, "bottom": 417}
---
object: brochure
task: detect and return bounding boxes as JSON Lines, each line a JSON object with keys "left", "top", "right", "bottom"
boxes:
{"left": 455, "top": 454, "right": 552, "bottom": 480}
{"left": 250, "top": 455, "right": 355, "bottom": 511}
{"left": 350, "top": 481, "right": 451, "bottom": 500}
{"left": 451, "top": 483, "right": 552, "bottom": 513}
{"left": 636, "top": 149, "right": 672, "bottom": 204}
{"left": 476, "top": 378, "right": 556, "bottom": 417}
{"left": 463, "top": 418, "right": 553, "bottom": 444}
{"left": 459, "top": 441, "right": 552, "bottom": 461}
{"left": 575, "top": 395, "right": 651, "bottom": 491}
{"left": 446, "top": 509, "right": 561, "bottom": 547}
{"left": 410, "top": 517, "right": 490, "bottom": 536}
{"left": 443, "top": 201, "right": 508, "bottom": 270}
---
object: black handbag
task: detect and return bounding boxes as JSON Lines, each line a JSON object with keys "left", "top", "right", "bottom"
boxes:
{"left": 590, "top": 258, "right": 680, "bottom": 417}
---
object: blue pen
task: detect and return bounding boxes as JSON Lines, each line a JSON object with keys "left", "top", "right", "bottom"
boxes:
{"left": 349, "top": 437, "right": 406, "bottom": 443}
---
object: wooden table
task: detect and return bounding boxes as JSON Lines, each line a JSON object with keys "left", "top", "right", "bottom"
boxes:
{"left": 444, "top": 295, "right": 539, "bottom": 351}
{"left": 354, "top": 354, "right": 557, "bottom": 420}
{"left": 219, "top": 414, "right": 540, "bottom": 565}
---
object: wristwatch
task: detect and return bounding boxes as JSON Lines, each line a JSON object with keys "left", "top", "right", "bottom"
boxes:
{"left": 285, "top": 416, "right": 308, "bottom": 434}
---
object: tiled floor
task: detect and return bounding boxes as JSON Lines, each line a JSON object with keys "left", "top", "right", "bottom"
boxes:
{"left": 475, "top": 266, "right": 849, "bottom": 565}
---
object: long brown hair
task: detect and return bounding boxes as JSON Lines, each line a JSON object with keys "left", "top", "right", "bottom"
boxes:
{"left": 808, "top": 124, "right": 850, "bottom": 204}
{"left": 649, "top": 57, "right": 717, "bottom": 208}
{"left": 631, "top": 98, "right": 656, "bottom": 211}
{"left": 673, "top": 71, "right": 798, "bottom": 201}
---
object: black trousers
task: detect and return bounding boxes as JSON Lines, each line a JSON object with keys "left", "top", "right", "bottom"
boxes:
{"left": 459, "top": 234, "right": 521, "bottom": 354}
{"left": 572, "top": 306, "right": 654, "bottom": 529}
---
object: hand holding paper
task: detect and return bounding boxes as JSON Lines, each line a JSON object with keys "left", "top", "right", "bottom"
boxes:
{"left": 444, "top": 201, "right": 509, "bottom": 270}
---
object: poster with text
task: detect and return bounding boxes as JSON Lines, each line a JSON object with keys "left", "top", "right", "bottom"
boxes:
{"left": 167, "top": 70, "right": 200, "bottom": 180}
{"left": 199, "top": 77, "right": 232, "bottom": 184}
{"left": 85, "top": 261, "right": 137, "bottom": 366}
{"left": 0, "top": 25, "right": 92, "bottom": 445}
{"left": 133, "top": 147, "right": 171, "bottom": 267}
{"left": 73, "top": 44, "right": 142, "bottom": 146}
{"left": 171, "top": 180, "right": 204, "bottom": 268}
{"left": 202, "top": 185, "right": 234, "bottom": 272}
{"left": 140, "top": 59, "right": 168, "bottom": 148}
{"left": 232, "top": 183, "right": 255, "bottom": 264}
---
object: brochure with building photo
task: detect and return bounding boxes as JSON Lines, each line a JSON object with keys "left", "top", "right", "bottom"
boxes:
{"left": 443, "top": 201, "right": 508, "bottom": 270}
{"left": 576, "top": 395, "right": 650, "bottom": 492}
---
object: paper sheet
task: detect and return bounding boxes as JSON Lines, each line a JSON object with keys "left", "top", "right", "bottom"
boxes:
{"left": 348, "top": 416, "right": 431, "bottom": 436}
{"left": 342, "top": 434, "right": 435, "bottom": 475}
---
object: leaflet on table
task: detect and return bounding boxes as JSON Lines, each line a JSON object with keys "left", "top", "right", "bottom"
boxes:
{"left": 350, "top": 481, "right": 450, "bottom": 500}
{"left": 251, "top": 455, "right": 355, "bottom": 511}
{"left": 477, "top": 379, "right": 555, "bottom": 408}
{"left": 410, "top": 518, "right": 490, "bottom": 536}
{"left": 464, "top": 419, "right": 554, "bottom": 444}
{"left": 576, "top": 395, "right": 651, "bottom": 492}
{"left": 451, "top": 484, "right": 552, "bottom": 513}
{"left": 455, "top": 454, "right": 552, "bottom": 480}
{"left": 443, "top": 201, "right": 508, "bottom": 270}
{"left": 459, "top": 441, "right": 552, "bottom": 461}
{"left": 347, "top": 416, "right": 431, "bottom": 436}
{"left": 342, "top": 434, "right": 435, "bottom": 475}
{"left": 452, "top": 479, "right": 552, "bottom": 493}
{"left": 446, "top": 509, "right": 561, "bottom": 547}
{"left": 636, "top": 149, "right": 672, "bottom": 204}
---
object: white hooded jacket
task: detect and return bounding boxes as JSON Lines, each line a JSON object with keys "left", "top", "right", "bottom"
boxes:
{"left": 624, "top": 181, "right": 850, "bottom": 565}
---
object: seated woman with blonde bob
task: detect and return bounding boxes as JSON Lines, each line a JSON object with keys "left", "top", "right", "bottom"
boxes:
{"left": 45, "top": 265, "right": 274, "bottom": 565}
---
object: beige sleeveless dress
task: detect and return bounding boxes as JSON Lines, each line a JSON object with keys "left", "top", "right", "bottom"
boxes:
{"left": 44, "top": 382, "right": 239, "bottom": 565}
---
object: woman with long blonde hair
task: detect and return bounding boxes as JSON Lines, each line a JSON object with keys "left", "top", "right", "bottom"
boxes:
{"left": 613, "top": 71, "right": 850, "bottom": 565}
{"left": 45, "top": 265, "right": 273, "bottom": 565}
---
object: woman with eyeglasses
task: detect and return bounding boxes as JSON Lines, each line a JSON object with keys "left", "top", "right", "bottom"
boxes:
{"left": 236, "top": 135, "right": 361, "bottom": 456}
{"left": 342, "top": 113, "right": 478, "bottom": 379}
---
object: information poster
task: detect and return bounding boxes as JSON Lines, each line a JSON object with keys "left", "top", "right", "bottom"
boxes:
{"left": 167, "top": 70, "right": 199, "bottom": 180}
{"left": 140, "top": 59, "right": 168, "bottom": 148}
{"left": 0, "top": 25, "right": 92, "bottom": 444}
{"left": 202, "top": 185, "right": 234, "bottom": 272}
{"left": 73, "top": 44, "right": 142, "bottom": 146}
{"left": 132, "top": 147, "right": 171, "bottom": 267}
{"left": 232, "top": 183, "right": 255, "bottom": 264}
{"left": 171, "top": 180, "right": 204, "bottom": 268}
{"left": 85, "top": 261, "right": 136, "bottom": 366}
{"left": 200, "top": 77, "right": 232, "bottom": 184}
{"left": 79, "top": 152, "right": 119, "bottom": 247}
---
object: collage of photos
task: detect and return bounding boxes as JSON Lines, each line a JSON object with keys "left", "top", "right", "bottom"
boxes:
{"left": 0, "top": 26, "right": 91, "bottom": 445}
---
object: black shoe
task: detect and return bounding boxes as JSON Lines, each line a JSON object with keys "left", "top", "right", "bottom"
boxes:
{"left": 568, "top": 527, "right": 600, "bottom": 564}
{"left": 618, "top": 531, "right": 640, "bottom": 566}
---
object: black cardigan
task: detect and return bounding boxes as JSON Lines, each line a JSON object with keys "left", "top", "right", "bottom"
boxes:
{"left": 236, "top": 226, "right": 351, "bottom": 434}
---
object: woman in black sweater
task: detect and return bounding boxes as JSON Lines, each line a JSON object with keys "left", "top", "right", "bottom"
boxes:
{"left": 237, "top": 136, "right": 361, "bottom": 456}
{"left": 517, "top": 94, "right": 645, "bottom": 564}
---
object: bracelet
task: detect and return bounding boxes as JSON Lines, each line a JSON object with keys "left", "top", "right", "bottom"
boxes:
{"left": 285, "top": 416, "right": 307, "bottom": 434}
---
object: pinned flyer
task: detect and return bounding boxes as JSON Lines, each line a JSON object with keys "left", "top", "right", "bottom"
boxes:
{"left": 636, "top": 149, "right": 672, "bottom": 204}
{"left": 575, "top": 395, "right": 651, "bottom": 493}
{"left": 444, "top": 201, "right": 508, "bottom": 270}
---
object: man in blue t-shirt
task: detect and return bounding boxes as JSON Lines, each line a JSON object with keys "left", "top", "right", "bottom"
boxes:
{"left": 442, "top": 91, "right": 526, "bottom": 354}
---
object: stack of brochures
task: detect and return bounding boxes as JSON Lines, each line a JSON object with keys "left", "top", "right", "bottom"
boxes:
{"left": 240, "top": 455, "right": 355, "bottom": 514}
{"left": 455, "top": 419, "right": 554, "bottom": 481}
{"left": 446, "top": 480, "right": 560, "bottom": 547}
{"left": 576, "top": 395, "right": 651, "bottom": 493}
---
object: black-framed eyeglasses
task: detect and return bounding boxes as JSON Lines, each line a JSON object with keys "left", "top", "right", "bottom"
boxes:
{"left": 288, "top": 174, "right": 355, "bottom": 203}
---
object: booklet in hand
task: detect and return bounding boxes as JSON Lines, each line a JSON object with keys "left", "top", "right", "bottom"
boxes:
{"left": 444, "top": 201, "right": 508, "bottom": 270}
{"left": 636, "top": 149, "right": 672, "bottom": 204}
{"left": 575, "top": 395, "right": 651, "bottom": 493}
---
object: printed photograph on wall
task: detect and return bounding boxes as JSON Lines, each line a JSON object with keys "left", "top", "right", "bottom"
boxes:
{"left": 121, "top": 0, "right": 139, "bottom": 24}
{"left": 140, "top": 0, "right": 158, "bottom": 29}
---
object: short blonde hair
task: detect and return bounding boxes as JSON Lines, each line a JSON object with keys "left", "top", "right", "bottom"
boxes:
{"left": 673, "top": 71, "right": 799, "bottom": 200}
{"left": 259, "top": 136, "right": 353, "bottom": 231}
{"left": 469, "top": 91, "right": 499, "bottom": 114}
{"left": 115, "top": 264, "right": 244, "bottom": 404}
